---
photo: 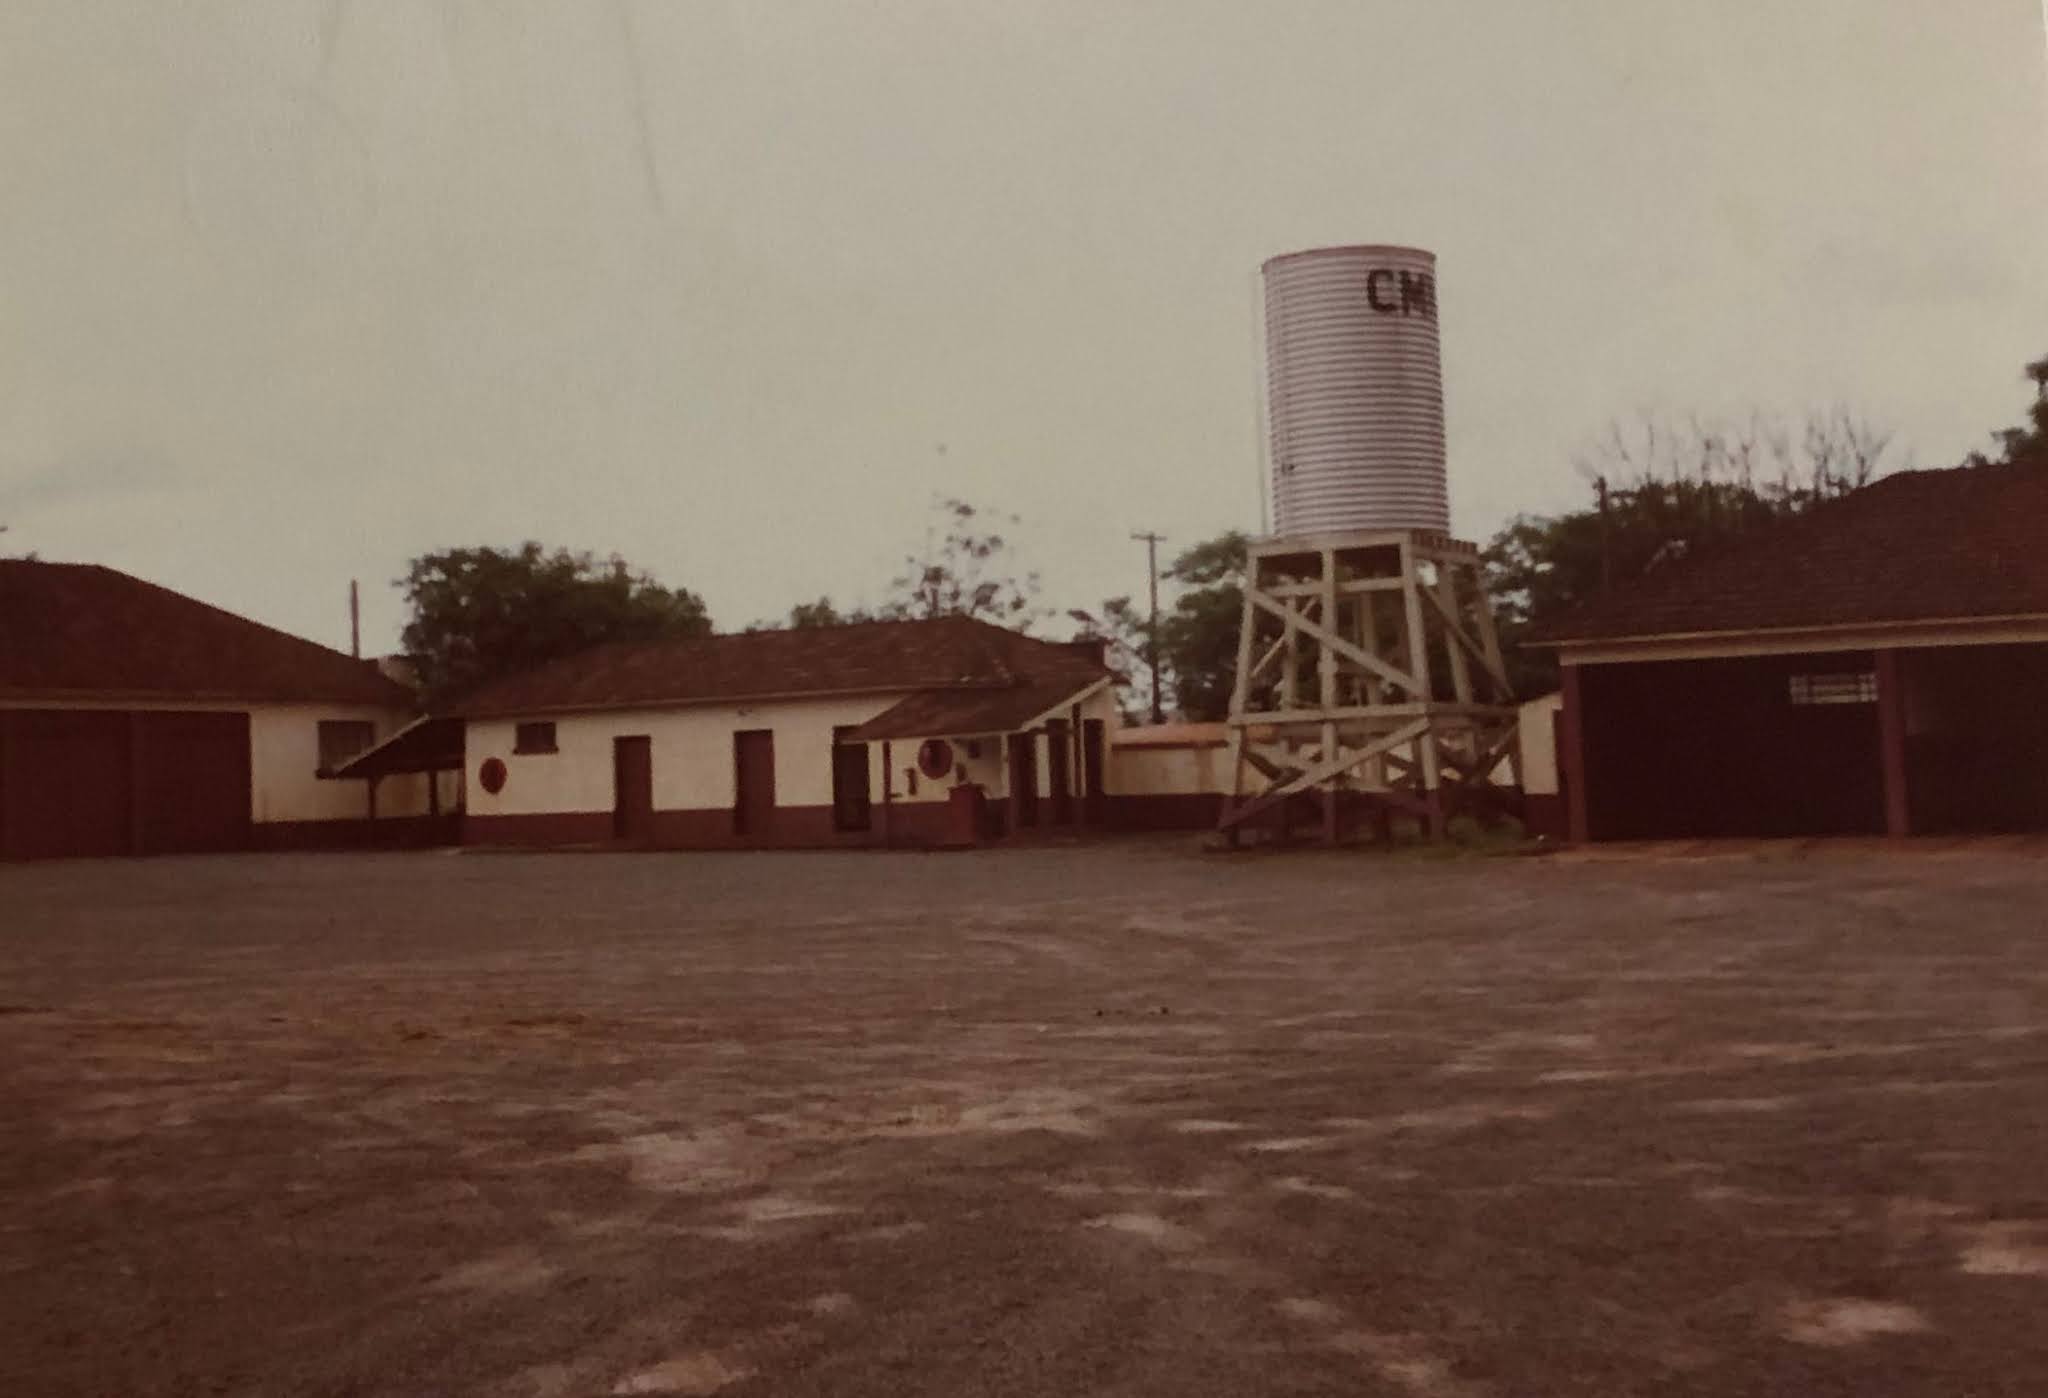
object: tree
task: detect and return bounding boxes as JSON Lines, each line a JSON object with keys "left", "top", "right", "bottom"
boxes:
{"left": 1485, "top": 408, "right": 1899, "bottom": 696}
{"left": 881, "top": 496, "right": 1042, "bottom": 628}
{"left": 399, "top": 543, "right": 710, "bottom": 704}
{"left": 1155, "top": 532, "right": 1251, "bottom": 721}
{"left": 786, "top": 596, "right": 872, "bottom": 628}
{"left": 1067, "top": 595, "right": 1156, "bottom": 720}
{"left": 1968, "top": 352, "right": 2048, "bottom": 469}
{"left": 1072, "top": 531, "right": 1251, "bottom": 723}
{"left": 739, "top": 597, "right": 877, "bottom": 633}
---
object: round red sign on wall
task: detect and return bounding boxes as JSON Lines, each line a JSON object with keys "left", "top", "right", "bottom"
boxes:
{"left": 478, "top": 757, "right": 508, "bottom": 794}
{"left": 917, "top": 738, "right": 954, "bottom": 781}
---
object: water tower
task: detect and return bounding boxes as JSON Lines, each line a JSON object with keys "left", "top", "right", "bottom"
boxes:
{"left": 1218, "top": 245, "right": 1520, "bottom": 842}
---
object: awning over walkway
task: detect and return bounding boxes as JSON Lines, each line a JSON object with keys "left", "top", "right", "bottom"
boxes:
{"left": 323, "top": 716, "right": 464, "bottom": 780}
{"left": 848, "top": 678, "right": 1108, "bottom": 743}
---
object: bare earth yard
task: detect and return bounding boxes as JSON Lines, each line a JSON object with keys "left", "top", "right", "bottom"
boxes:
{"left": 5, "top": 842, "right": 2048, "bottom": 1396}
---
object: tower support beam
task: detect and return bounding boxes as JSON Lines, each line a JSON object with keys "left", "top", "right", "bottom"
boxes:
{"left": 1218, "top": 528, "right": 1521, "bottom": 845}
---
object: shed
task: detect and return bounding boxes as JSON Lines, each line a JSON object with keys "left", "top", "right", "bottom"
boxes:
{"left": 1529, "top": 464, "right": 2048, "bottom": 841}
{"left": 0, "top": 560, "right": 430, "bottom": 858}
{"left": 453, "top": 615, "right": 1116, "bottom": 849}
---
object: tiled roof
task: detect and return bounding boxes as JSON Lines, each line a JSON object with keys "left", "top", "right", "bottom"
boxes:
{"left": 454, "top": 614, "right": 1111, "bottom": 723}
{"left": 1529, "top": 464, "right": 2048, "bottom": 645}
{"left": 0, "top": 560, "right": 413, "bottom": 705}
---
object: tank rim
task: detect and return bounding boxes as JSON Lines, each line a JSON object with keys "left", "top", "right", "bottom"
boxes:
{"left": 1262, "top": 244, "right": 1435, "bottom": 272}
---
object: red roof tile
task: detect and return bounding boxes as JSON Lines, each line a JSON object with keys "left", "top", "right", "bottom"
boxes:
{"left": 1529, "top": 464, "right": 2048, "bottom": 645}
{"left": 0, "top": 560, "right": 413, "bottom": 705}
{"left": 454, "top": 614, "right": 1111, "bottom": 724}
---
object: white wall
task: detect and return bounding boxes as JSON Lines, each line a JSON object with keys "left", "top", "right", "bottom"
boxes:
{"left": 466, "top": 685, "right": 1121, "bottom": 817}
{"left": 249, "top": 704, "right": 442, "bottom": 822}
{"left": 1108, "top": 737, "right": 1293, "bottom": 796}
{"left": 0, "top": 697, "right": 428, "bottom": 824}
{"left": 1518, "top": 693, "right": 1564, "bottom": 796}
{"left": 467, "top": 694, "right": 909, "bottom": 817}
{"left": 1111, "top": 743, "right": 1227, "bottom": 797}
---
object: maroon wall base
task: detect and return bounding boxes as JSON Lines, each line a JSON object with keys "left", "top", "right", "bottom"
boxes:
{"left": 464, "top": 801, "right": 958, "bottom": 851}
{"left": 464, "top": 787, "right": 1369, "bottom": 850}
{"left": 1521, "top": 793, "right": 1566, "bottom": 840}
{"left": 252, "top": 815, "right": 460, "bottom": 852}
{"left": 1102, "top": 793, "right": 1225, "bottom": 831}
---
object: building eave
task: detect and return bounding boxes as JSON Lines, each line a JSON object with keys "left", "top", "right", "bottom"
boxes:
{"left": 1013, "top": 676, "right": 1113, "bottom": 733}
{"left": 0, "top": 687, "right": 411, "bottom": 708}
{"left": 455, "top": 682, "right": 972, "bottom": 722}
{"left": 1548, "top": 613, "right": 2048, "bottom": 665}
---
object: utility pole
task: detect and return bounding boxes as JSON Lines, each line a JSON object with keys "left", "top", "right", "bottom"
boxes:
{"left": 349, "top": 580, "right": 361, "bottom": 659}
{"left": 1131, "top": 531, "right": 1166, "bottom": 724}
{"left": 1595, "top": 477, "right": 1612, "bottom": 593}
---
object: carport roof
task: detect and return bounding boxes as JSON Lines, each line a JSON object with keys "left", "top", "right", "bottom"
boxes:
{"left": 1528, "top": 463, "right": 2048, "bottom": 646}
{"left": 325, "top": 716, "right": 464, "bottom": 780}
{"left": 847, "top": 674, "right": 1108, "bottom": 742}
{"left": 0, "top": 560, "right": 414, "bottom": 706}
{"left": 453, "top": 614, "right": 1112, "bottom": 724}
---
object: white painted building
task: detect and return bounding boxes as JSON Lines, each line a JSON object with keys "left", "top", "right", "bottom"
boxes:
{"left": 0, "top": 560, "right": 435, "bottom": 859}
{"left": 451, "top": 616, "right": 1117, "bottom": 849}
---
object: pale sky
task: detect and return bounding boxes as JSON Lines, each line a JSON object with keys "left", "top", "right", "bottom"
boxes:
{"left": 3, "top": 1, "right": 2045, "bottom": 655}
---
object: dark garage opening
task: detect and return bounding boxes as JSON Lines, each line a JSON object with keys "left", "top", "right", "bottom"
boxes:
{"left": 1578, "top": 653, "right": 1885, "bottom": 840}
{"left": 1902, "top": 642, "right": 2048, "bottom": 834}
{"left": 0, "top": 709, "right": 253, "bottom": 860}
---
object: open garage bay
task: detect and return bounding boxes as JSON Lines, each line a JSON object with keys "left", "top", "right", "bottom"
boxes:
{"left": 6, "top": 843, "right": 2048, "bottom": 1396}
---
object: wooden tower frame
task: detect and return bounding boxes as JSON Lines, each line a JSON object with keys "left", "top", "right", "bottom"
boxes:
{"left": 1218, "top": 529, "right": 1520, "bottom": 843}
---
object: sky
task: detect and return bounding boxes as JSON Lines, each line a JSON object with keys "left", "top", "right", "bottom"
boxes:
{"left": 2, "top": 1, "right": 2045, "bottom": 656}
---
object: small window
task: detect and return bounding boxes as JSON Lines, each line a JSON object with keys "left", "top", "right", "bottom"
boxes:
{"left": 1789, "top": 673, "right": 1877, "bottom": 706}
{"left": 317, "top": 719, "right": 376, "bottom": 772}
{"left": 514, "top": 721, "right": 558, "bottom": 754}
{"left": 830, "top": 726, "right": 871, "bottom": 832}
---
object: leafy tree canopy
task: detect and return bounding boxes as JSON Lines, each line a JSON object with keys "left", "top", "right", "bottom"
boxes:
{"left": 399, "top": 543, "right": 709, "bottom": 705}
{"left": 1075, "top": 530, "right": 1250, "bottom": 723}
{"left": 1968, "top": 353, "right": 2048, "bottom": 469}
{"left": 1485, "top": 408, "right": 1897, "bottom": 696}
{"left": 881, "top": 496, "right": 1042, "bottom": 627}
{"left": 1157, "top": 531, "right": 1251, "bottom": 722}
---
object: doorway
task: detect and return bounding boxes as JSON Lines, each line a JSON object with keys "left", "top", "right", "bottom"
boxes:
{"left": 1007, "top": 731, "right": 1039, "bottom": 829}
{"left": 733, "top": 729, "right": 776, "bottom": 840}
{"left": 1081, "top": 718, "right": 1106, "bottom": 825}
{"left": 612, "top": 735, "right": 653, "bottom": 842}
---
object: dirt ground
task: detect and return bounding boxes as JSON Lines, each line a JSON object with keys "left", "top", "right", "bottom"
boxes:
{"left": 6, "top": 841, "right": 2048, "bottom": 1397}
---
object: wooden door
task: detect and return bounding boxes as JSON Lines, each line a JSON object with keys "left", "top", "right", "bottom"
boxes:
{"left": 613, "top": 735, "right": 653, "bottom": 842}
{"left": 137, "top": 711, "right": 252, "bottom": 854}
{"left": 2, "top": 710, "right": 129, "bottom": 859}
{"left": 733, "top": 729, "right": 776, "bottom": 840}
{"left": 1081, "top": 718, "right": 1106, "bottom": 825}
{"left": 1007, "top": 732, "right": 1038, "bottom": 829}
{"left": 1046, "top": 719, "right": 1073, "bottom": 824}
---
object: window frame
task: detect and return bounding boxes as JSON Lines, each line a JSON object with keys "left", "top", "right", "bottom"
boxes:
{"left": 513, "top": 720, "right": 559, "bottom": 755}
{"left": 316, "top": 718, "right": 376, "bottom": 773}
{"left": 1788, "top": 672, "right": 1878, "bottom": 706}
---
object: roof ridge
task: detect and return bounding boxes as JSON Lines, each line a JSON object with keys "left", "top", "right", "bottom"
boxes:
{"left": 0, "top": 559, "right": 412, "bottom": 705}
{"left": 1529, "top": 464, "right": 2048, "bottom": 646}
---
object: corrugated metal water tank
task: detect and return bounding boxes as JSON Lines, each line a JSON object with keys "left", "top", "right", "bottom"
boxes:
{"left": 1263, "top": 244, "right": 1450, "bottom": 537}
